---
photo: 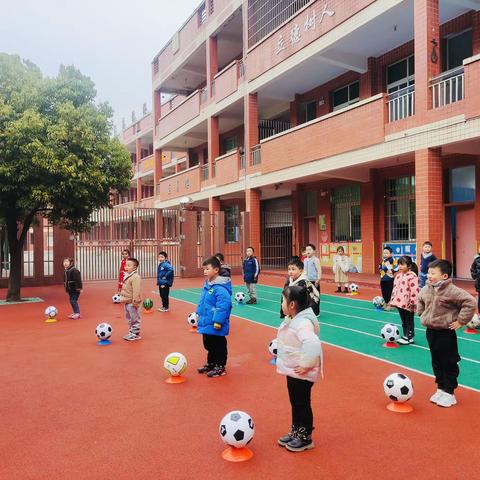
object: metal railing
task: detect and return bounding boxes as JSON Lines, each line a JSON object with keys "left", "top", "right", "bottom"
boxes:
{"left": 431, "top": 66, "right": 464, "bottom": 109}
{"left": 387, "top": 85, "right": 415, "bottom": 122}
{"left": 200, "top": 87, "right": 208, "bottom": 104}
{"left": 259, "top": 119, "right": 292, "bottom": 141}
{"left": 251, "top": 145, "right": 261, "bottom": 166}
{"left": 240, "top": 151, "right": 246, "bottom": 170}
{"left": 201, "top": 164, "right": 209, "bottom": 181}
{"left": 238, "top": 59, "right": 245, "bottom": 79}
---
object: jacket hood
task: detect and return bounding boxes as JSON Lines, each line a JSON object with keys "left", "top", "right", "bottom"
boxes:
{"left": 288, "top": 307, "right": 320, "bottom": 334}
{"left": 207, "top": 275, "right": 232, "bottom": 293}
{"left": 289, "top": 272, "right": 308, "bottom": 285}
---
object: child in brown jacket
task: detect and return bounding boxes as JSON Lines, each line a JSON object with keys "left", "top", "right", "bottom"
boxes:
{"left": 417, "top": 259, "right": 476, "bottom": 408}
{"left": 120, "top": 258, "right": 142, "bottom": 341}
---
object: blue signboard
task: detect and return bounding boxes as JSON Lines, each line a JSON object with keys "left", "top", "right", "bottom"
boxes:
{"left": 383, "top": 243, "right": 417, "bottom": 263}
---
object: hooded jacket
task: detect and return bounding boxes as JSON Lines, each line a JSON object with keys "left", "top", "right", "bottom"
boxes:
{"left": 276, "top": 307, "right": 323, "bottom": 383}
{"left": 390, "top": 270, "right": 419, "bottom": 312}
{"left": 196, "top": 276, "right": 232, "bottom": 336}
{"left": 157, "top": 260, "right": 174, "bottom": 287}
{"left": 243, "top": 256, "right": 260, "bottom": 283}
{"left": 470, "top": 255, "right": 480, "bottom": 292}
{"left": 64, "top": 266, "right": 82, "bottom": 293}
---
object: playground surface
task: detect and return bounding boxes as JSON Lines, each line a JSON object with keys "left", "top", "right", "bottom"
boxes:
{"left": 1, "top": 275, "right": 479, "bottom": 480}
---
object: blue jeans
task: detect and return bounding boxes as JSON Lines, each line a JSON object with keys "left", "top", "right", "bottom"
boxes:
{"left": 419, "top": 272, "right": 428, "bottom": 288}
{"left": 69, "top": 291, "right": 81, "bottom": 314}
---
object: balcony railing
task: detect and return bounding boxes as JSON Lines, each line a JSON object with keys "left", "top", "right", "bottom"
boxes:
{"left": 201, "top": 164, "right": 209, "bottom": 181}
{"left": 251, "top": 145, "right": 261, "bottom": 166}
{"left": 387, "top": 85, "right": 415, "bottom": 123}
{"left": 431, "top": 66, "right": 464, "bottom": 109}
{"left": 240, "top": 151, "right": 246, "bottom": 170}
{"left": 259, "top": 119, "right": 292, "bottom": 141}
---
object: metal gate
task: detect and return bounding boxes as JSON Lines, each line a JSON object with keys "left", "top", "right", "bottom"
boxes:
{"left": 261, "top": 211, "right": 293, "bottom": 269}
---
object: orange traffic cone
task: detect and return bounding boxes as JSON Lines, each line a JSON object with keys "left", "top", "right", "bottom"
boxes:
{"left": 165, "top": 375, "right": 187, "bottom": 384}
{"left": 386, "top": 402, "right": 413, "bottom": 413}
{"left": 221, "top": 446, "right": 253, "bottom": 462}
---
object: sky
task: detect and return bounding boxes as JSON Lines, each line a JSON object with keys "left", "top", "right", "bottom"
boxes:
{"left": 0, "top": 0, "right": 200, "bottom": 132}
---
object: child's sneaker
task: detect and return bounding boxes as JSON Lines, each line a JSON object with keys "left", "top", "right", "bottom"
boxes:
{"left": 278, "top": 426, "right": 297, "bottom": 447}
{"left": 245, "top": 298, "right": 257, "bottom": 304}
{"left": 123, "top": 332, "right": 141, "bottom": 341}
{"left": 207, "top": 365, "right": 226, "bottom": 377}
{"left": 436, "top": 392, "right": 457, "bottom": 408}
{"left": 67, "top": 313, "right": 75, "bottom": 319}
{"left": 285, "top": 427, "right": 314, "bottom": 452}
{"left": 429, "top": 389, "right": 444, "bottom": 403}
{"left": 158, "top": 307, "right": 169, "bottom": 312}
{"left": 70, "top": 313, "right": 81, "bottom": 319}
{"left": 397, "top": 336, "right": 414, "bottom": 345}
{"left": 197, "top": 364, "right": 214, "bottom": 374}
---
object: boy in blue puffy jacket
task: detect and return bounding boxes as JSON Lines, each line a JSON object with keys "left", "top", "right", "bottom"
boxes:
{"left": 196, "top": 256, "right": 232, "bottom": 378}
{"left": 156, "top": 251, "right": 174, "bottom": 312}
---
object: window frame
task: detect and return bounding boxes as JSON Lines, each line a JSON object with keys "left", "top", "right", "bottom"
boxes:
{"left": 332, "top": 81, "right": 360, "bottom": 111}
{"left": 384, "top": 176, "right": 416, "bottom": 242}
{"left": 330, "top": 185, "right": 361, "bottom": 242}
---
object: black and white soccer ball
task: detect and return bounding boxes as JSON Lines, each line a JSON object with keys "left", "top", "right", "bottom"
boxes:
{"left": 383, "top": 373, "right": 414, "bottom": 403}
{"left": 380, "top": 323, "right": 400, "bottom": 343}
{"left": 95, "top": 323, "right": 112, "bottom": 340}
{"left": 373, "top": 296, "right": 385, "bottom": 308}
{"left": 349, "top": 283, "right": 359, "bottom": 293}
{"left": 112, "top": 294, "right": 121, "bottom": 304}
{"left": 219, "top": 410, "right": 255, "bottom": 448}
{"left": 44, "top": 306, "right": 58, "bottom": 318}
{"left": 234, "top": 292, "right": 246, "bottom": 303}
{"left": 187, "top": 312, "right": 198, "bottom": 327}
{"left": 268, "top": 339, "right": 278, "bottom": 357}
{"left": 466, "top": 314, "right": 480, "bottom": 329}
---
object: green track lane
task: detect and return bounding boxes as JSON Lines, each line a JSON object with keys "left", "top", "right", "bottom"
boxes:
{"left": 169, "top": 284, "right": 480, "bottom": 391}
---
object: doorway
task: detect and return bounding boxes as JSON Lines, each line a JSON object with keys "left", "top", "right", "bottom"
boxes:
{"left": 451, "top": 206, "right": 476, "bottom": 279}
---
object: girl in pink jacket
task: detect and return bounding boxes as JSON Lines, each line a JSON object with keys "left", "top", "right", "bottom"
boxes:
{"left": 276, "top": 285, "right": 322, "bottom": 453}
{"left": 389, "top": 255, "right": 419, "bottom": 345}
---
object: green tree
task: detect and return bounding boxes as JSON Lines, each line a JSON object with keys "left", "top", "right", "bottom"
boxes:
{"left": 0, "top": 54, "right": 132, "bottom": 301}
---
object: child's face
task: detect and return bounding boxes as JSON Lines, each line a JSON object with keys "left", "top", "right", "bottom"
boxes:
{"left": 338, "top": 249, "right": 344, "bottom": 256}
{"left": 423, "top": 244, "right": 432, "bottom": 254}
{"left": 63, "top": 259, "right": 71, "bottom": 269}
{"left": 281, "top": 295, "right": 291, "bottom": 317}
{"left": 287, "top": 264, "right": 302, "bottom": 280}
{"left": 158, "top": 254, "right": 166, "bottom": 263}
{"left": 398, "top": 262, "right": 408, "bottom": 273}
{"left": 125, "top": 260, "right": 137, "bottom": 273}
{"left": 121, "top": 251, "right": 129, "bottom": 259}
{"left": 305, "top": 246, "right": 314, "bottom": 257}
{"left": 428, "top": 266, "right": 448, "bottom": 284}
{"left": 204, "top": 264, "right": 219, "bottom": 281}
{"left": 383, "top": 249, "right": 391, "bottom": 258}
{"left": 246, "top": 248, "right": 253, "bottom": 257}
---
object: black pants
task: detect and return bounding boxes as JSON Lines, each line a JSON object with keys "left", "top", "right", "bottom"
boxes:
{"left": 426, "top": 328, "right": 461, "bottom": 394}
{"left": 159, "top": 285, "right": 170, "bottom": 309}
{"left": 202, "top": 334, "right": 228, "bottom": 366}
{"left": 381, "top": 280, "right": 394, "bottom": 304}
{"left": 287, "top": 376, "right": 314, "bottom": 435}
{"left": 398, "top": 308, "right": 415, "bottom": 339}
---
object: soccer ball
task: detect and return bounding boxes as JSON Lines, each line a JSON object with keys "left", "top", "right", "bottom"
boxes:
{"left": 383, "top": 373, "right": 414, "bottom": 403}
{"left": 381, "top": 323, "right": 400, "bottom": 343}
{"left": 268, "top": 339, "right": 278, "bottom": 357}
{"left": 373, "top": 296, "right": 386, "bottom": 308}
{"left": 234, "top": 292, "right": 246, "bottom": 303}
{"left": 466, "top": 314, "right": 480, "bottom": 330}
{"left": 112, "top": 294, "right": 121, "bottom": 304}
{"left": 219, "top": 411, "right": 255, "bottom": 448}
{"left": 44, "top": 306, "right": 58, "bottom": 318}
{"left": 95, "top": 323, "right": 112, "bottom": 340}
{"left": 187, "top": 312, "right": 198, "bottom": 327}
{"left": 143, "top": 298, "right": 153, "bottom": 310}
{"left": 164, "top": 352, "right": 187, "bottom": 376}
{"left": 349, "top": 283, "right": 359, "bottom": 293}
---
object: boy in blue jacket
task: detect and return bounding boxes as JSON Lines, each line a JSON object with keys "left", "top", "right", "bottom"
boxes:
{"left": 196, "top": 256, "right": 232, "bottom": 378}
{"left": 243, "top": 246, "right": 260, "bottom": 304}
{"left": 157, "top": 251, "right": 174, "bottom": 312}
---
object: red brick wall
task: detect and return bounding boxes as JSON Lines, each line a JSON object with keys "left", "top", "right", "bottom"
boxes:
{"left": 246, "top": 189, "right": 261, "bottom": 259}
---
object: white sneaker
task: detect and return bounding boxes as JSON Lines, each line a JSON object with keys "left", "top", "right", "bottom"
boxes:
{"left": 429, "top": 389, "right": 444, "bottom": 403}
{"left": 436, "top": 392, "right": 457, "bottom": 408}
{"left": 397, "top": 337, "right": 410, "bottom": 345}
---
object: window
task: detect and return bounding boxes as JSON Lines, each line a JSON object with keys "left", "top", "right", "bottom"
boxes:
{"left": 387, "top": 55, "right": 415, "bottom": 94}
{"left": 385, "top": 176, "right": 416, "bottom": 241}
{"left": 299, "top": 101, "right": 316, "bottom": 123}
{"left": 0, "top": 225, "right": 9, "bottom": 279}
{"left": 445, "top": 29, "right": 472, "bottom": 71}
{"left": 23, "top": 228, "right": 34, "bottom": 278}
{"left": 332, "top": 81, "right": 359, "bottom": 111}
{"left": 43, "top": 219, "right": 54, "bottom": 276}
{"left": 449, "top": 166, "right": 475, "bottom": 202}
{"left": 189, "top": 152, "right": 199, "bottom": 167}
{"left": 198, "top": 3, "right": 207, "bottom": 25}
{"left": 304, "top": 191, "right": 317, "bottom": 217}
{"left": 331, "top": 185, "right": 361, "bottom": 242}
{"left": 225, "top": 205, "right": 239, "bottom": 243}
{"left": 223, "top": 136, "right": 237, "bottom": 154}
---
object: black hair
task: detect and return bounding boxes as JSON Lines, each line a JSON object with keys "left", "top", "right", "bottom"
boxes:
{"left": 282, "top": 285, "right": 310, "bottom": 313}
{"left": 306, "top": 243, "right": 316, "bottom": 251}
{"left": 214, "top": 252, "right": 225, "bottom": 262}
{"left": 288, "top": 257, "right": 304, "bottom": 270}
{"left": 128, "top": 258, "right": 139, "bottom": 268}
{"left": 337, "top": 246, "right": 345, "bottom": 253}
{"left": 383, "top": 246, "right": 393, "bottom": 253}
{"left": 429, "top": 259, "right": 453, "bottom": 278}
{"left": 203, "top": 256, "right": 221, "bottom": 270}
{"left": 246, "top": 246, "right": 255, "bottom": 253}
{"left": 158, "top": 251, "right": 168, "bottom": 258}
{"left": 398, "top": 255, "right": 418, "bottom": 275}
{"left": 122, "top": 249, "right": 131, "bottom": 256}
{"left": 423, "top": 241, "right": 432, "bottom": 247}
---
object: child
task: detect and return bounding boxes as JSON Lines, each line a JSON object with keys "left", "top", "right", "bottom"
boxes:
{"left": 118, "top": 249, "right": 130, "bottom": 293}
{"left": 214, "top": 252, "right": 231, "bottom": 278}
{"left": 417, "top": 259, "right": 476, "bottom": 407}
{"left": 63, "top": 257, "right": 82, "bottom": 319}
{"left": 280, "top": 258, "right": 320, "bottom": 317}
{"left": 196, "top": 256, "right": 232, "bottom": 377}
{"left": 303, "top": 244, "right": 322, "bottom": 292}
{"left": 242, "top": 246, "right": 260, "bottom": 304}
{"left": 277, "top": 285, "right": 322, "bottom": 452}
{"left": 379, "top": 246, "right": 398, "bottom": 307}
{"left": 332, "top": 246, "right": 351, "bottom": 293}
{"left": 419, "top": 241, "right": 437, "bottom": 288}
{"left": 300, "top": 247, "right": 307, "bottom": 263}
{"left": 120, "top": 258, "right": 142, "bottom": 341}
{"left": 157, "top": 251, "right": 174, "bottom": 312}
{"left": 470, "top": 246, "right": 480, "bottom": 312}
{"left": 389, "top": 256, "right": 419, "bottom": 345}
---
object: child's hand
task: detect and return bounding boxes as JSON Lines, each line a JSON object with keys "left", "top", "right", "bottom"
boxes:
{"left": 449, "top": 321, "right": 462, "bottom": 330}
{"left": 213, "top": 322, "right": 221, "bottom": 330}
{"left": 160, "top": 285, "right": 165, "bottom": 289}
{"left": 294, "top": 366, "right": 310, "bottom": 375}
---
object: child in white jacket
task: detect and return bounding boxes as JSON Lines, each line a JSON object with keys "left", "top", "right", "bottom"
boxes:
{"left": 276, "top": 284, "right": 322, "bottom": 452}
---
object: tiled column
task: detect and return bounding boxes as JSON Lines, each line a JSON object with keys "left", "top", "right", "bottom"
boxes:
{"left": 207, "top": 35, "right": 218, "bottom": 99}
{"left": 154, "top": 149, "right": 163, "bottom": 190}
{"left": 209, "top": 196, "right": 221, "bottom": 253}
{"left": 153, "top": 89, "right": 161, "bottom": 126}
{"left": 473, "top": 12, "right": 480, "bottom": 55}
{"left": 136, "top": 138, "right": 142, "bottom": 204}
{"left": 207, "top": 116, "right": 219, "bottom": 179}
{"left": 360, "top": 57, "right": 377, "bottom": 98}
{"left": 244, "top": 93, "right": 259, "bottom": 168}
{"left": 246, "top": 188, "right": 261, "bottom": 258}
{"left": 414, "top": 0, "right": 441, "bottom": 114}
{"left": 415, "top": 148, "right": 444, "bottom": 255}
{"left": 361, "top": 181, "right": 376, "bottom": 274}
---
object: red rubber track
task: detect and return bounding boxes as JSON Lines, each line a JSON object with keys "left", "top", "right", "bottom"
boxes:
{"left": 1, "top": 277, "right": 479, "bottom": 480}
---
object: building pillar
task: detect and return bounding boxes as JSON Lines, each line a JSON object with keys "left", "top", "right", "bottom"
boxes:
{"left": 209, "top": 196, "right": 221, "bottom": 253}
{"left": 154, "top": 149, "right": 163, "bottom": 191}
{"left": 153, "top": 89, "right": 161, "bottom": 126}
{"left": 360, "top": 57, "right": 377, "bottom": 99}
{"left": 244, "top": 93, "right": 259, "bottom": 168}
{"left": 415, "top": 148, "right": 444, "bottom": 256}
{"left": 206, "top": 35, "right": 218, "bottom": 99}
{"left": 246, "top": 188, "right": 261, "bottom": 258}
{"left": 473, "top": 12, "right": 480, "bottom": 56}
{"left": 207, "top": 116, "right": 219, "bottom": 179}
{"left": 414, "top": 0, "right": 441, "bottom": 114}
{"left": 361, "top": 181, "right": 376, "bottom": 274}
